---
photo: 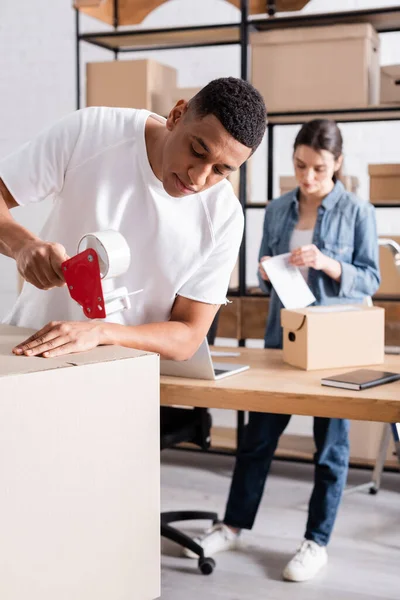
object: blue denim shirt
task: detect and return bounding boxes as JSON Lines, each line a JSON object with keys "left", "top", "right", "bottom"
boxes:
{"left": 258, "top": 181, "right": 380, "bottom": 349}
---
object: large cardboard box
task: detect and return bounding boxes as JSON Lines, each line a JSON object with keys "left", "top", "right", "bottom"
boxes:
{"left": 279, "top": 175, "right": 359, "bottom": 197}
{"left": 281, "top": 305, "right": 384, "bottom": 370}
{"left": 0, "top": 324, "right": 160, "bottom": 600}
{"left": 380, "top": 64, "right": 400, "bottom": 104}
{"left": 86, "top": 58, "right": 177, "bottom": 115}
{"left": 251, "top": 24, "right": 380, "bottom": 111}
{"left": 375, "top": 235, "right": 400, "bottom": 298}
{"left": 369, "top": 164, "right": 400, "bottom": 204}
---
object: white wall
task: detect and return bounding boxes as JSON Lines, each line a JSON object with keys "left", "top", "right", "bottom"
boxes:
{"left": 0, "top": 0, "right": 75, "bottom": 314}
{"left": 1, "top": 0, "right": 399, "bottom": 435}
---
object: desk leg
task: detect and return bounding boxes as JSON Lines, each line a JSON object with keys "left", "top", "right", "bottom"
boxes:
{"left": 236, "top": 339, "right": 247, "bottom": 451}
{"left": 236, "top": 411, "right": 246, "bottom": 449}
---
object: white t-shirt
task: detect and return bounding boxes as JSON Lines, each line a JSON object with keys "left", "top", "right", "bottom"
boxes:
{"left": 0, "top": 107, "right": 244, "bottom": 329}
{"left": 289, "top": 228, "right": 314, "bottom": 281}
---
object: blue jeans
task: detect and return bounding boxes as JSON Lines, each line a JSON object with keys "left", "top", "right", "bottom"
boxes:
{"left": 224, "top": 412, "right": 350, "bottom": 546}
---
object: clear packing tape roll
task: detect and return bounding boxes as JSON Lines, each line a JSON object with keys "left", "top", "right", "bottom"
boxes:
{"left": 77, "top": 230, "right": 141, "bottom": 317}
{"left": 78, "top": 230, "right": 131, "bottom": 280}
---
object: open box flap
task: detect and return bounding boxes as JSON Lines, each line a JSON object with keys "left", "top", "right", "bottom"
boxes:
{"left": 281, "top": 309, "right": 307, "bottom": 331}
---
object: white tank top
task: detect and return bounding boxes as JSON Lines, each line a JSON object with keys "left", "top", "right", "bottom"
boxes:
{"left": 289, "top": 228, "right": 314, "bottom": 281}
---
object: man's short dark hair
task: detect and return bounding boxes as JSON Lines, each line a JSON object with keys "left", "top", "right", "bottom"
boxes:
{"left": 188, "top": 77, "right": 267, "bottom": 152}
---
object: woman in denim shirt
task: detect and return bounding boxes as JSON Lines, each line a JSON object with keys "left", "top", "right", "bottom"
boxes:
{"left": 186, "top": 119, "right": 380, "bottom": 581}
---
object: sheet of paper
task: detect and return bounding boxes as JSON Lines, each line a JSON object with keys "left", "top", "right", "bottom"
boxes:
{"left": 262, "top": 253, "right": 316, "bottom": 309}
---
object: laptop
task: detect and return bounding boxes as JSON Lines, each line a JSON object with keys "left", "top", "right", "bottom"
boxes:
{"left": 160, "top": 338, "right": 250, "bottom": 380}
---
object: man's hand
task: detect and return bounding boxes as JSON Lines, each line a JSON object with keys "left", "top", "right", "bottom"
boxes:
{"left": 289, "top": 244, "right": 328, "bottom": 270}
{"left": 11, "top": 296, "right": 221, "bottom": 361}
{"left": 12, "top": 321, "right": 104, "bottom": 358}
{"left": 258, "top": 255, "right": 271, "bottom": 282}
{"left": 14, "top": 241, "right": 70, "bottom": 290}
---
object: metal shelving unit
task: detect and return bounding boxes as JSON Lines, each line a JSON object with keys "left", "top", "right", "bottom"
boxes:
{"left": 76, "top": 1, "right": 400, "bottom": 458}
{"left": 76, "top": 1, "right": 400, "bottom": 297}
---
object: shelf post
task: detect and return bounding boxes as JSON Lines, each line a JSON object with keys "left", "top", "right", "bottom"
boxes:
{"left": 113, "top": 0, "right": 119, "bottom": 59}
{"left": 239, "top": 0, "right": 249, "bottom": 308}
{"left": 75, "top": 8, "right": 81, "bottom": 110}
{"left": 113, "top": 0, "right": 119, "bottom": 28}
{"left": 267, "top": 123, "right": 275, "bottom": 200}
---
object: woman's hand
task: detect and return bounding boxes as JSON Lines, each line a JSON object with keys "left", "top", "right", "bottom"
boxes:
{"left": 290, "top": 244, "right": 342, "bottom": 282}
{"left": 289, "top": 244, "right": 328, "bottom": 270}
{"left": 258, "top": 255, "right": 271, "bottom": 281}
{"left": 12, "top": 320, "right": 106, "bottom": 358}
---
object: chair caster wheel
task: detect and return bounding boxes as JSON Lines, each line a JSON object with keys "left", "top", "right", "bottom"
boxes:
{"left": 198, "top": 556, "right": 216, "bottom": 575}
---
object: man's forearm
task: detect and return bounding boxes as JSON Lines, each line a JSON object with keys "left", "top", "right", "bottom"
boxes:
{"left": 0, "top": 194, "right": 39, "bottom": 258}
{"left": 0, "top": 219, "right": 39, "bottom": 258}
{"left": 100, "top": 320, "right": 199, "bottom": 361}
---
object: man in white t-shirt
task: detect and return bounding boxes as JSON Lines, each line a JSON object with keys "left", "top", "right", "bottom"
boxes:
{"left": 0, "top": 77, "right": 266, "bottom": 360}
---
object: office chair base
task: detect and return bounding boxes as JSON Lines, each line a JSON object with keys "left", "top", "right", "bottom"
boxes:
{"left": 161, "top": 511, "right": 219, "bottom": 575}
{"left": 198, "top": 556, "right": 216, "bottom": 575}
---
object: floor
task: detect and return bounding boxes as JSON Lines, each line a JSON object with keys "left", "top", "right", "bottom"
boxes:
{"left": 160, "top": 450, "right": 400, "bottom": 600}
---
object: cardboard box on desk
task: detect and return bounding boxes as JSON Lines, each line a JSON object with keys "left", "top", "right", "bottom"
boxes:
{"left": 281, "top": 305, "right": 384, "bottom": 371}
{"left": 0, "top": 324, "right": 160, "bottom": 600}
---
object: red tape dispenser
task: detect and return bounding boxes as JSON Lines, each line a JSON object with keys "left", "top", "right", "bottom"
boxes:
{"left": 62, "top": 230, "right": 142, "bottom": 319}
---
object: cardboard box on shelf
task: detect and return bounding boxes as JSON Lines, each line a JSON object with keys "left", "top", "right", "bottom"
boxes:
{"left": 251, "top": 23, "right": 380, "bottom": 112}
{"left": 281, "top": 305, "right": 384, "bottom": 370}
{"left": 227, "top": 160, "right": 253, "bottom": 202}
{"left": 375, "top": 235, "right": 400, "bottom": 298}
{"left": 74, "top": 0, "right": 105, "bottom": 6}
{"left": 228, "top": 0, "right": 310, "bottom": 11}
{"left": 380, "top": 64, "right": 400, "bottom": 104}
{"left": 350, "top": 420, "right": 395, "bottom": 464}
{"left": 369, "top": 164, "right": 400, "bottom": 204}
{"left": 0, "top": 324, "right": 160, "bottom": 600}
{"left": 74, "top": 1, "right": 311, "bottom": 26}
{"left": 229, "top": 258, "right": 239, "bottom": 290}
{"left": 279, "top": 175, "right": 359, "bottom": 197}
{"left": 150, "top": 86, "right": 203, "bottom": 117}
{"left": 74, "top": 0, "right": 169, "bottom": 26}
{"left": 279, "top": 176, "right": 297, "bottom": 196}
{"left": 170, "top": 86, "right": 202, "bottom": 105}
{"left": 86, "top": 58, "right": 177, "bottom": 114}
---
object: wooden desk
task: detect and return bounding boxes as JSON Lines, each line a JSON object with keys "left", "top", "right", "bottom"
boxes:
{"left": 160, "top": 348, "right": 400, "bottom": 423}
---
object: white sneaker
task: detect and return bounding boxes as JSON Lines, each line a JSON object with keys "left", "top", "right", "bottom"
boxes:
{"left": 182, "top": 522, "right": 240, "bottom": 558}
{"left": 282, "top": 540, "right": 328, "bottom": 582}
